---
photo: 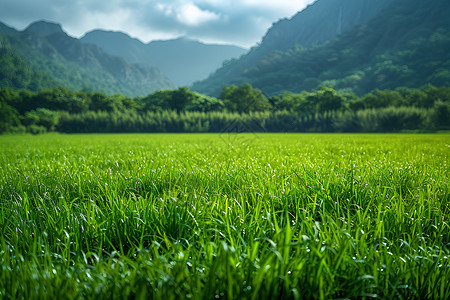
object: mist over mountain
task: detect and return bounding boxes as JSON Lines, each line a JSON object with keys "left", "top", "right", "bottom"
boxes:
{"left": 81, "top": 30, "right": 247, "bottom": 86}
{"left": 0, "top": 20, "right": 175, "bottom": 96}
{"left": 192, "top": 0, "right": 450, "bottom": 96}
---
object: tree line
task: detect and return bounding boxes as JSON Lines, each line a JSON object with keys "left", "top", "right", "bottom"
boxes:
{"left": 1, "top": 84, "right": 449, "bottom": 134}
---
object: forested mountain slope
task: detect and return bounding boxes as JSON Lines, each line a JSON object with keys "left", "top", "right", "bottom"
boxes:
{"left": 81, "top": 31, "right": 247, "bottom": 86}
{"left": 253, "top": 0, "right": 394, "bottom": 59}
{"left": 0, "top": 21, "right": 175, "bottom": 96}
{"left": 192, "top": 0, "right": 450, "bottom": 96}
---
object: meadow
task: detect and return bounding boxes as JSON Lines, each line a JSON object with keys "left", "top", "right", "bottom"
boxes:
{"left": 0, "top": 133, "right": 449, "bottom": 299}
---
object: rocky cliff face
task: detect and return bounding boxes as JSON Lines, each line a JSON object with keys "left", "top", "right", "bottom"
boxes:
{"left": 256, "top": 0, "right": 395, "bottom": 57}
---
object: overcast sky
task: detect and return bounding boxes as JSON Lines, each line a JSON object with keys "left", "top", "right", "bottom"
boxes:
{"left": 0, "top": 0, "right": 315, "bottom": 48}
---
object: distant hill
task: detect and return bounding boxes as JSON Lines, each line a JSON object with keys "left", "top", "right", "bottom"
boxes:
{"left": 81, "top": 30, "right": 247, "bottom": 86}
{"left": 0, "top": 20, "right": 175, "bottom": 96}
{"left": 192, "top": 0, "right": 450, "bottom": 96}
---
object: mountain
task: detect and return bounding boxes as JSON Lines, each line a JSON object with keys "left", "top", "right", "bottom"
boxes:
{"left": 81, "top": 30, "right": 247, "bottom": 86}
{"left": 24, "top": 20, "right": 65, "bottom": 37}
{"left": 0, "top": 20, "right": 175, "bottom": 96}
{"left": 253, "top": 0, "right": 395, "bottom": 61}
{"left": 192, "top": 0, "right": 450, "bottom": 96}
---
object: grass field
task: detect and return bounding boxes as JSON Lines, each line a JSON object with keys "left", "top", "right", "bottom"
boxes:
{"left": 0, "top": 133, "right": 449, "bottom": 299}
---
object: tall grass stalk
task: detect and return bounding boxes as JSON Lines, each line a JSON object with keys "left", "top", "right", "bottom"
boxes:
{"left": 0, "top": 133, "right": 448, "bottom": 299}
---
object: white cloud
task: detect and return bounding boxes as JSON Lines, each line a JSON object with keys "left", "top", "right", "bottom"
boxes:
{"left": 155, "top": 3, "right": 174, "bottom": 17}
{"left": 176, "top": 3, "right": 220, "bottom": 26}
{"left": 0, "top": 0, "right": 316, "bottom": 47}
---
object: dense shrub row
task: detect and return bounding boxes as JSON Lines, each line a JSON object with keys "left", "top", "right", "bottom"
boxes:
{"left": 1, "top": 85, "right": 449, "bottom": 133}
{"left": 53, "top": 106, "right": 444, "bottom": 133}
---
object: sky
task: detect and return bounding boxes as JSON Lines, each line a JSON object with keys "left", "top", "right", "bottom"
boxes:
{"left": 0, "top": 0, "right": 315, "bottom": 48}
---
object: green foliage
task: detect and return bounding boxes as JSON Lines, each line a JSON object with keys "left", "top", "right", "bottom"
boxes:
{"left": 0, "top": 85, "right": 449, "bottom": 134}
{"left": 220, "top": 83, "right": 272, "bottom": 113}
{"left": 186, "top": 94, "right": 224, "bottom": 112}
{"left": 270, "top": 91, "right": 306, "bottom": 112}
{"left": 0, "top": 98, "right": 20, "bottom": 133}
{"left": 0, "top": 43, "right": 55, "bottom": 91}
{"left": 22, "top": 108, "right": 59, "bottom": 133}
{"left": 360, "top": 90, "right": 406, "bottom": 109}
{"left": 168, "top": 87, "right": 194, "bottom": 112}
{"left": 142, "top": 88, "right": 223, "bottom": 112}
{"left": 0, "top": 133, "right": 449, "bottom": 298}
{"left": 337, "top": 107, "right": 429, "bottom": 132}
{"left": 89, "top": 93, "right": 125, "bottom": 112}
{"left": 428, "top": 100, "right": 450, "bottom": 129}
{"left": 305, "top": 87, "right": 345, "bottom": 113}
